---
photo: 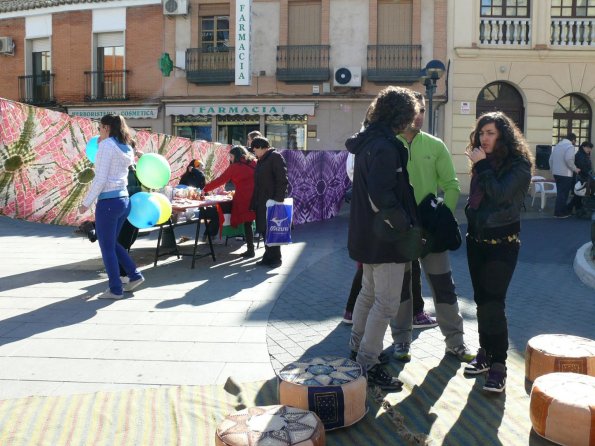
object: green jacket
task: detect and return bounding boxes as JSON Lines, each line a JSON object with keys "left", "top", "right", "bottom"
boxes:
{"left": 397, "top": 131, "right": 460, "bottom": 212}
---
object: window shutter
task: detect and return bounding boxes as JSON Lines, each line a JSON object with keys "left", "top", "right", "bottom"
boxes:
{"left": 288, "top": 1, "right": 321, "bottom": 45}
{"left": 31, "top": 38, "right": 50, "bottom": 53}
{"left": 378, "top": 0, "right": 412, "bottom": 44}
{"left": 198, "top": 3, "right": 230, "bottom": 16}
{"left": 97, "top": 32, "right": 124, "bottom": 47}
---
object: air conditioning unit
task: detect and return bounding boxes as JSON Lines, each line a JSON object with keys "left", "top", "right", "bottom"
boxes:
{"left": 163, "top": 0, "right": 188, "bottom": 15}
{"left": 0, "top": 37, "right": 15, "bottom": 55}
{"left": 333, "top": 66, "right": 362, "bottom": 88}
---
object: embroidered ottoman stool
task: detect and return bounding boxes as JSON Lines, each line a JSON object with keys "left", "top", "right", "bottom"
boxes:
{"left": 215, "top": 405, "right": 325, "bottom": 446}
{"left": 278, "top": 356, "right": 367, "bottom": 431}
{"left": 530, "top": 372, "right": 595, "bottom": 446}
{"left": 525, "top": 334, "right": 595, "bottom": 382}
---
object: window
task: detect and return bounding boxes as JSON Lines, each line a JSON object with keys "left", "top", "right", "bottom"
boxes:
{"left": 378, "top": 0, "right": 412, "bottom": 44}
{"left": 31, "top": 43, "right": 51, "bottom": 102}
{"left": 551, "top": 0, "right": 595, "bottom": 17}
{"left": 476, "top": 82, "right": 525, "bottom": 132}
{"left": 265, "top": 115, "right": 307, "bottom": 150}
{"left": 288, "top": 1, "right": 321, "bottom": 45}
{"left": 552, "top": 94, "right": 591, "bottom": 145}
{"left": 174, "top": 115, "right": 213, "bottom": 142}
{"left": 480, "top": 0, "right": 529, "bottom": 17}
{"left": 201, "top": 16, "right": 230, "bottom": 51}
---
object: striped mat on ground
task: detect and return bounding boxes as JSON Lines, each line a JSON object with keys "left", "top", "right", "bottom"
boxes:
{"left": 0, "top": 354, "right": 550, "bottom": 445}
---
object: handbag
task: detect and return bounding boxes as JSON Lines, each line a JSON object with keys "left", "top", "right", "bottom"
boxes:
{"left": 265, "top": 198, "right": 293, "bottom": 246}
{"left": 372, "top": 212, "right": 423, "bottom": 261}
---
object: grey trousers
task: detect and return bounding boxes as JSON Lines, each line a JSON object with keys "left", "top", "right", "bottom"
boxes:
{"left": 350, "top": 262, "right": 408, "bottom": 371}
{"left": 390, "top": 250, "right": 465, "bottom": 348}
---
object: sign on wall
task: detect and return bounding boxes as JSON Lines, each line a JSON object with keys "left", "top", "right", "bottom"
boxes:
{"left": 235, "top": 0, "right": 251, "bottom": 85}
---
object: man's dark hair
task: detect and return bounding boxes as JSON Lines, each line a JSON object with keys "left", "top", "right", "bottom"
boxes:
{"left": 364, "top": 86, "right": 419, "bottom": 133}
{"left": 567, "top": 133, "right": 577, "bottom": 143}
{"left": 250, "top": 136, "right": 270, "bottom": 150}
{"left": 579, "top": 141, "right": 593, "bottom": 149}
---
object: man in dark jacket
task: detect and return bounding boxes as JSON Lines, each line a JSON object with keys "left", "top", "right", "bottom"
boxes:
{"left": 347, "top": 86, "right": 420, "bottom": 390}
{"left": 569, "top": 141, "right": 593, "bottom": 213}
{"left": 250, "top": 137, "right": 288, "bottom": 268}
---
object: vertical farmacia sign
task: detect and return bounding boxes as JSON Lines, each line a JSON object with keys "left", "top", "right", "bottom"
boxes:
{"left": 235, "top": 0, "right": 251, "bottom": 85}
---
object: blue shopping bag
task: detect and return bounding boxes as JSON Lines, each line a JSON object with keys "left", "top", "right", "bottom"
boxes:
{"left": 265, "top": 198, "right": 293, "bottom": 246}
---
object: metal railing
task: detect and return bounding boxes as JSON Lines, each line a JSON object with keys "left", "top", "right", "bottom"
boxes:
{"left": 276, "top": 45, "right": 330, "bottom": 82}
{"left": 18, "top": 73, "right": 55, "bottom": 105}
{"left": 479, "top": 18, "right": 531, "bottom": 45}
{"left": 84, "top": 70, "right": 129, "bottom": 101}
{"left": 185, "top": 47, "right": 235, "bottom": 84}
{"left": 551, "top": 18, "right": 595, "bottom": 46}
{"left": 367, "top": 45, "right": 422, "bottom": 82}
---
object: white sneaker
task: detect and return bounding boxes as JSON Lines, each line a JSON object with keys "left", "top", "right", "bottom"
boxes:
{"left": 123, "top": 277, "right": 145, "bottom": 292}
{"left": 121, "top": 277, "right": 130, "bottom": 284}
{"left": 98, "top": 289, "right": 124, "bottom": 300}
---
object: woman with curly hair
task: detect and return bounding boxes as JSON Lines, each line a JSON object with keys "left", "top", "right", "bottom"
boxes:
{"left": 204, "top": 146, "right": 257, "bottom": 257}
{"left": 463, "top": 112, "right": 533, "bottom": 393}
{"left": 346, "top": 86, "right": 419, "bottom": 390}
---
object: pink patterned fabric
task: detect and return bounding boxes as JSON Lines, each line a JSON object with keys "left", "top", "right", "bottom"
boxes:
{"left": 0, "top": 98, "right": 350, "bottom": 227}
{"left": 0, "top": 99, "right": 231, "bottom": 226}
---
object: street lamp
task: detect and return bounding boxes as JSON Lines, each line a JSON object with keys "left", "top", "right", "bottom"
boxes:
{"left": 420, "top": 59, "right": 446, "bottom": 135}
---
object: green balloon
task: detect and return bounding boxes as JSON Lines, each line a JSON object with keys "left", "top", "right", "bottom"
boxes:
{"left": 136, "top": 153, "right": 171, "bottom": 189}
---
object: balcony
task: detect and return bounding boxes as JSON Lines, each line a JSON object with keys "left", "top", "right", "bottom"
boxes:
{"left": 479, "top": 17, "right": 531, "bottom": 46}
{"left": 18, "top": 73, "right": 55, "bottom": 106}
{"left": 551, "top": 18, "right": 595, "bottom": 46}
{"left": 186, "top": 47, "right": 235, "bottom": 84}
{"left": 84, "top": 70, "right": 129, "bottom": 102}
{"left": 367, "top": 45, "right": 422, "bottom": 83}
{"left": 276, "top": 45, "right": 330, "bottom": 82}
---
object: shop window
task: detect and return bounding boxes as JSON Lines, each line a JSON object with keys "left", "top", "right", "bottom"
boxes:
{"left": 476, "top": 82, "right": 525, "bottom": 132}
{"left": 265, "top": 115, "right": 307, "bottom": 150}
{"left": 480, "top": 0, "right": 529, "bottom": 17}
{"left": 552, "top": 94, "right": 591, "bottom": 145}
{"left": 217, "top": 115, "right": 259, "bottom": 145}
{"left": 551, "top": 0, "right": 595, "bottom": 17}
{"left": 174, "top": 115, "right": 213, "bottom": 141}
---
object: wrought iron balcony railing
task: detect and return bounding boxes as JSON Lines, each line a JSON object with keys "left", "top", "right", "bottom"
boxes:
{"left": 84, "top": 70, "right": 129, "bottom": 102}
{"left": 551, "top": 18, "right": 595, "bottom": 46}
{"left": 479, "top": 17, "right": 531, "bottom": 45}
{"left": 367, "top": 45, "right": 422, "bottom": 82}
{"left": 18, "top": 73, "right": 55, "bottom": 105}
{"left": 186, "top": 47, "right": 235, "bottom": 84}
{"left": 276, "top": 45, "right": 330, "bottom": 82}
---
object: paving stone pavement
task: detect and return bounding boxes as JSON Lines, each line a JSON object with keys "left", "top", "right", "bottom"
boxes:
{"left": 266, "top": 205, "right": 595, "bottom": 372}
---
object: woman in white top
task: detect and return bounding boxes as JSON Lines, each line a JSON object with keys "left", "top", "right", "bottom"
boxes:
{"left": 78, "top": 115, "right": 145, "bottom": 299}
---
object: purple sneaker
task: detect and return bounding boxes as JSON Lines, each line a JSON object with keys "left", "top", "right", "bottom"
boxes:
{"left": 483, "top": 362, "right": 506, "bottom": 393}
{"left": 412, "top": 311, "right": 438, "bottom": 328}
{"left": 342, "top": 310, "right": 353, "bottom": 324}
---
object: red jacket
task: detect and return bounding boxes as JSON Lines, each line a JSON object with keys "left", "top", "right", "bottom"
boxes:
{"left": 204, "top": 160, "right": 256, "bottom": 226}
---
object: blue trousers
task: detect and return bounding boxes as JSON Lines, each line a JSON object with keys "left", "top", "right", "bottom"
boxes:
{"left": 95, "top": 197, "right": 142, "bottom": 295}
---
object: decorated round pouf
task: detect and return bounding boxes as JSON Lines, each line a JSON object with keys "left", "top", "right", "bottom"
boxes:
{"left": 278, "top": 356, "right": 367, "bottom": 431}
{"left": 530, "top": 372, "right": 595, "bottom": 446}
{"left": 525, "top": 334, "right": 595, "bottom": 382}
{"left": 215, "top": 405, "right": 325, "bottom": 446}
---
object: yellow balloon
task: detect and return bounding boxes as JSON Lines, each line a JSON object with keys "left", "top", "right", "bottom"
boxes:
{"left": 151, "top": 192, "right": 173, "bottom": 225}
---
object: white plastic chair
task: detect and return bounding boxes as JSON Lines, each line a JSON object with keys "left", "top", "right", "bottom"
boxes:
{"left": 530, "top": 176, "right": 557, "bottom": 210}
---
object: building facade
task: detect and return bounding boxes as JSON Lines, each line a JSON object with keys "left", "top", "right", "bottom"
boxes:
{"left": 446, "top": 0, "right": 595, "bottom": 187}
{"left": 0, "top": 0, "right": 448, "bottom": 151}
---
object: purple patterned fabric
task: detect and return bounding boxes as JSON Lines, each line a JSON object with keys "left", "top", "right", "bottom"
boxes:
{"left": 279, "top": 150, "right": 350, "bottom": 226}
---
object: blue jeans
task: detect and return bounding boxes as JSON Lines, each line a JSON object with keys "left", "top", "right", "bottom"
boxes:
{"left": 95, "top": 197, "right": 142, "bottom": 295}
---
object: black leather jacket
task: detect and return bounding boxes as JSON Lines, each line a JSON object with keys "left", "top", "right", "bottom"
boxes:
{"left": 465, "top": 155, "right": 531, "bottom": 239}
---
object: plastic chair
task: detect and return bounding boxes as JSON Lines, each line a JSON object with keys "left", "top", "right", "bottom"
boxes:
{"left": 530, "top": 176, "right": 557, "bottom": 210}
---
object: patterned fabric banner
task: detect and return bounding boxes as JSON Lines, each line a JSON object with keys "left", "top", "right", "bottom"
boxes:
{"left": 0, "top": 98, "right": 349, "bottom": 226}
